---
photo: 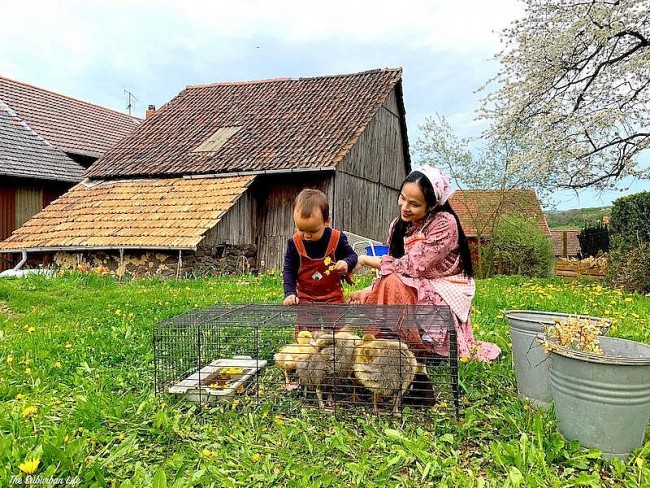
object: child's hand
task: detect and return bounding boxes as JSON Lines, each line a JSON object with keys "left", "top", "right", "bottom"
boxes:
{"left": 334, "top": 260, "right": 348, "bottom": 274}
{"left": 283, "top": 295, "right": 299, "bottom": 306}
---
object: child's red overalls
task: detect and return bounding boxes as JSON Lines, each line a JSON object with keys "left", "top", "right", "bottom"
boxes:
{"left": 293, "top": 229, "right": 345, "bottom": 336}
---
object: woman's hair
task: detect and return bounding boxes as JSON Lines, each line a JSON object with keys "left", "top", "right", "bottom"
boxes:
{"left": 389, "top": 171, "right": 473, "bottom": 278}
{"left": 294, "top": 189, "right": 329, "bottom": 221}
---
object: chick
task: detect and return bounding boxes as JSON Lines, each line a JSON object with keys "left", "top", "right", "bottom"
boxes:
{"left": 353, "top": 333, "right": 417, "bottom": 415}
{"left": 274, "top": 330, "right": 316, "bottom": 390}
{"left": 296, "top": 326, "right": 361, "bottom": 409}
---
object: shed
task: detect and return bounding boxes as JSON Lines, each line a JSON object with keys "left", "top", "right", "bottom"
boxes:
{"left": 0, "top": 76, "right": 140, "bottom": 270}
{"left": 0, "top": 68, "right": 411, "bottom": 277}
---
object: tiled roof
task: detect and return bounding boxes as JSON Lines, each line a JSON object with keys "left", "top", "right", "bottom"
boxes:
{"left": 448, "top": 189, "right": 551, "bottom": 238}
{"left": 550, "top": 229, "right": 582, "bottom": 257}
{"left": 0, "top": 102, "right": 84, "bottom": 182}
{"left": 0, "top": 76, "right": 140, "bottom": 158}
{"left": 0, "top": 176, "right": 254, "bottom": 251}
{"left": 85, "top": 68, "right": 403, "bottom": 178}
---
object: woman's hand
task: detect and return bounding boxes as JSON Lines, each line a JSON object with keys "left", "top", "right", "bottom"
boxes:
{"left": 348, "top": 287, "right": 372, "bottom": 304}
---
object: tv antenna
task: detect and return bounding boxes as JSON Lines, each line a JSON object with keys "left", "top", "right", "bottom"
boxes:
{"left": 124, "top": 88, "right": 140, "bottom": 115}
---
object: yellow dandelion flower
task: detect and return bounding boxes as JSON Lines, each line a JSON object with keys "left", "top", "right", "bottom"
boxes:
{"left": 27, "top": 326, "right": 35, "bottom": 334}
{"left": 201, "top": 448, "right": 213, "bottom": 458}
{"left": 6, "top": 355, "right": 13, "bottom": 365}
{"left": 25, "top": 367, "right": 32, "bottom": 375}
{"left": 65, "top": 343, "right": 73, "bottom": 349}
{"left": 19, "top": 458, "right": 40, "bottom": 475}
{"left": 115, "top": 309, "right": 122, "bottom": 316}
{"left": 21, "top": 405, "right": 38, "bottom": 418}
{"left": 16, "top": 393, "right": 24, "bottom": 400}
{"left": 251, "top": 453, "right": 261, "bottom": 462}
{"left": 54, "top": 361, "right": 62, "bottom": 368}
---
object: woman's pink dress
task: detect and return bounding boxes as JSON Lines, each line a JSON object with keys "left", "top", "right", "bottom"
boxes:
{"left": 368, "top": 212, "right": 500, "bottom": 362}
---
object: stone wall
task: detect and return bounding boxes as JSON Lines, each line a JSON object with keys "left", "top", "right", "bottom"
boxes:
{"left": 53, "top": 244, "right": 258, "bottom": 278}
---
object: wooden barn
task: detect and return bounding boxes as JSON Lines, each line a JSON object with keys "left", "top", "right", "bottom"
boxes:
{"left": 0, "top": 68, "right": 410, "bottom": 277}
{"left": 0, "top": 76, "right": 140, "bottom": 271}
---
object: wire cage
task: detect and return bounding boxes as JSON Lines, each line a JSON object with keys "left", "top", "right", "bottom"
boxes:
{"left": 154, "top": 303, "right": 460, "bottom": 417}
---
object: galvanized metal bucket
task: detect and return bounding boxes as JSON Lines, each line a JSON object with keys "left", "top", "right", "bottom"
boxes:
{"left": 503, "top": 310, "right": 608, "bottom": 409}
{"left": 548, "top": 336, "right": 650, "bottom": 460}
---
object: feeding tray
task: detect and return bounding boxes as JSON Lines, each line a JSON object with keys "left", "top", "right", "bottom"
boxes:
{"left": 169, "top": 356, "right": 267, "bottom": 402}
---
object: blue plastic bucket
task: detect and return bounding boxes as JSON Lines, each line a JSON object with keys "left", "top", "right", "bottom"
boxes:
{"left": 365, "top": 245, "right": 389, "bottom": 256}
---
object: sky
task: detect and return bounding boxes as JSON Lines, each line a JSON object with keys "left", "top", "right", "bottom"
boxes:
{"left": 2, "top": 0, "right": 648, "bottom": 210}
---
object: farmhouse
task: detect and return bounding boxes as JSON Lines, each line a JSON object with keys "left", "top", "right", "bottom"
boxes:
{"left": 0, "top": 76, "right": 140, "bottom": 271}
{"left": 449, "top": 189, "right": 551, "bottom": 269}
{"left": 0, "top": 68, "right": 410, "bottom": 277}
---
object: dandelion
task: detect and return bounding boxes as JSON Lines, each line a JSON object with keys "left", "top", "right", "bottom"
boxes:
{"left": 65, "top": 343, "right": 73, "bottom": 349}
{"left": 27, "top": 326, "right": 35, "bottom": 334}
{"left": 201, "top": 448, "right": 213, "bottom": 458}
{"left": 19, "top": 458, "right": 40, "bottom": 475}
{"left": 54, "top": 361, "right": 62, "bottom": 368}
{"left": 25, "top": 367, "right": 32, "bottom": 375}
{"left": 6, "top": 355, "right": 13, "bottom": 365}
{"left": 15, "top": 393, "right": 24, "bottom": 400}
{"left": 115, "top": 309, "right": 122, "bottom": 316}
{"left": 21, "top": 405, "right": 38, "bottom": 418}
{"left": 251, "top": 453, "right": 261, "bottom": 462}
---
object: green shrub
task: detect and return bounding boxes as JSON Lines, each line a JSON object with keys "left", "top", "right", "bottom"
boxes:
{"left": 577, "top": 222, "right": 609, "bottom": 257}
{"left": 609, "top": 191, "right": 650, "bottom": 248}
{"left": 487, "top": 215, "right": 554, "bottom": 278}
{"left": 607, "top": 241, "right": 650, "bottom": 293}
{"left": 607, "top": 191, "right": 650, "bottom": 293}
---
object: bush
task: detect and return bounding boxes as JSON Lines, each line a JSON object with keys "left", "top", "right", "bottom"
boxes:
{"left": 577, "top": 222, "right": 609, "bottom": 257}
{"left": 607, "top": 191, "right": 650, "bottom": 293}
{"left": 609, "top": 191, "right": 650, "bottom": 248}
{"left": 487, "top": 215, "right": 554, "bottom": 278}
{"left": 607, "top": 242, "right": 650, "bottom": 293}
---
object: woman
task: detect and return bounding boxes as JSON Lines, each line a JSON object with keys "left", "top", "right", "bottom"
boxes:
{"left": 349, "top": 167, "right": 500, "bottom": 362}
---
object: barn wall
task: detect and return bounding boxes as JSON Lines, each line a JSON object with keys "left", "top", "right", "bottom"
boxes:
{"left": 203, "top": 190, "right": 255, "bottom": 246}
{"left": 254, "top": 173, "right": 333, "bottom": 272}
{"left": 1, "top": 179, "right": 74, "bottom": 270}
{"left": 15, "top": 187, "right": 43, "bottom": 228}
{"left": 0, "top": 187, "right": 16, "bottom": 271}
{"left": 334, "top": 88, "right": 409, "bottom": 242}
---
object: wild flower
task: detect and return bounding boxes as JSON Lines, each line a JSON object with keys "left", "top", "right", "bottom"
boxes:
{"left": 21, "top": 405, "right": 38, "bottom": 418}
{"left": 6, "top": 355, "right": 13, "bottom": 365}
{"left": 19, "top": 458, "right": 40, "bottom": 475}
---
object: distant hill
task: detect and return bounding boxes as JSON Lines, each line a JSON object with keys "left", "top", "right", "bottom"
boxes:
{"left": 544, "top": 206, "right": 611, "bottom": 229}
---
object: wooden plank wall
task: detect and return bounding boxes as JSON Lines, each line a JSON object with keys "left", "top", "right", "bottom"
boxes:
{"left": 254, "top": 174, "right": 332, "bottom": 272}
{"left": 0, "top": 187, "right": 16, "bottom": 271}
{"left": 204, "top": 191, "right": 254, "bottom": 246}
{"left": 16, "top": 187, "right": 43, "bottom": 228}
{"left": 334, "top": 87, "right": 408, "bottom": 242}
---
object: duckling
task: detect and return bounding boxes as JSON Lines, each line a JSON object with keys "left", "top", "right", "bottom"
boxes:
{"left": 274, "top": 330, "right": 316, "bottom": 390}
{"left": 295, "top": 326, "right": 361, "bottom": 409}
{"left": 353, "top": 333, "right": 417, "bottom": 415}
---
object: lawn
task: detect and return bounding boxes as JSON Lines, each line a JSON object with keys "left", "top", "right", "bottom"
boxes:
{"left": 1, "top": 272, "right": 649, "bottom": 487}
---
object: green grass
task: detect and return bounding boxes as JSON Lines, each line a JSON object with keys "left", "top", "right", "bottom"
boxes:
{"left": 1, "top": 272, "right": 649, "bottom": 487}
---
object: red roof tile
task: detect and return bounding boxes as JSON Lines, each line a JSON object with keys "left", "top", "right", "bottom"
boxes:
{"left": 448, "top": 189, "right": 550, "bottom": 238}
{"left": 85, "top": 68, "right": 403, "bottom": 178}
{"left": 0, "top": 76, "right": 141, "bottom": 158}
